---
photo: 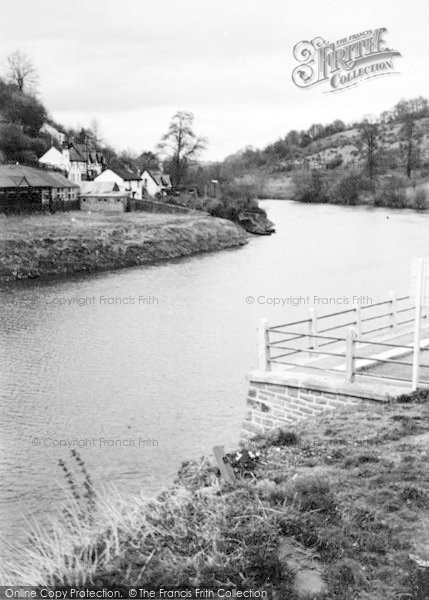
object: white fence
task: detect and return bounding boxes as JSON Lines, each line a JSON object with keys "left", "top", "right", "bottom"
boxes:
{"left": 258, "top": 293, "right": 429, "bottom": 388}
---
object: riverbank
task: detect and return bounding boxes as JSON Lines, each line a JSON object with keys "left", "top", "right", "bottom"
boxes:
{"left": 3, "top": 390, "right": 429, "bottom": 599}
{"left": 251, "top": 171, "right": 429, "bottom": 209}
{"left": 0, "top": 211, "right": 248, "bottom": 281}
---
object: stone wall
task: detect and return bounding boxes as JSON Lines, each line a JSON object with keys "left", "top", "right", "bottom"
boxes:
{"left": 129, "top": 198, "right": 195, "bottom": 214}
{"left": 241, "top": 370, "right": 411, "bottom": 440}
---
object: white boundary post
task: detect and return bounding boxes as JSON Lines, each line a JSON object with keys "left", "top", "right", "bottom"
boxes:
{"left": 412, "top": 259, "right": 426, "bottom": 390}
{"left": 258, "top": 318, "right": 270, "bottom": 371}
{"left": 345, "top": 328, "right": 357, "bottom": 384}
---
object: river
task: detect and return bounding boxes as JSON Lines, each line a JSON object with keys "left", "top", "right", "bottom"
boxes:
{"left": 1, "top": 200, "right": 429, "bottom": 553}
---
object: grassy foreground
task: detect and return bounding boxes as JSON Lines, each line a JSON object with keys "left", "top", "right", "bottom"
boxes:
{"left": 0, "top": 211, "right": 248, "bottom": 281}
{"left": 2, "top": 391, "right": 429, "bottom": 598}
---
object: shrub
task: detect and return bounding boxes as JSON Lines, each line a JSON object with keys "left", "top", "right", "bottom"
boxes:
{"left": 202, "top": 181, "right": 266, "bottom": 221}
{"left": 328, "top": 172, "right": 373, "bottom": 205}
{"left": 411, "top": 187, "right": 427, "bottom": 210}
{"left": 253, "top": 427, "right": 299, "bottom": 448}
{"left": 374, "top": 174, "right": 409, "bottom": 208}
{"left": 266, "top": 428, "right": 299, "bottom": 447}
{"left": 292, "top": 170, "right": 329, "bottom": 203}
{"left": 326, "top": 155, "right": 343, "bottom": 169}
{"left": 395, "top": 388, "right": 429, "bottom": 403}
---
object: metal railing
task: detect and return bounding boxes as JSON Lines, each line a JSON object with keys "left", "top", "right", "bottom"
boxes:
{"left": 258, "top": 293, "right": 429, "bottom": 388}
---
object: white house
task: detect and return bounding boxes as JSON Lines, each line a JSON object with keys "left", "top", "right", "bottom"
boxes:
{"left": 141, "top": 170, "right": 172, "bottom": 197}
{"left": 66, "top": 143, "right": 104, "bottom": 183}
{"left": 39, "top": 143, "right": 104, "bottom": 185}
{"left": 38, "top": 146, "right": 70, "bottom": 175}
{"left": 94, "top": 168, "right": 143, "bottom": 199}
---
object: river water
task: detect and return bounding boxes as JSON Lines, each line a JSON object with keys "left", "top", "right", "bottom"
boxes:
{"left": 1, "top": 200, "right": 429, "bottom": 552}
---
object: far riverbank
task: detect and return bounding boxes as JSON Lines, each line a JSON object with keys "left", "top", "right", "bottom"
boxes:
{"left": 0, "top": 211, "right": 248, "bottom": 282}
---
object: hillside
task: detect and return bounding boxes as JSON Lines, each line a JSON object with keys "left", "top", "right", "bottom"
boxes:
{"left": 0, "top": 79, "right": 50, "bottom": 164}
{"left": 211, "top": 97, "right": 429, "bottom": 206}
{"left": 0, "top": 75, "right": 141, "bottom": 175}
{"left": 302, "top": 117, "right": 429, "bottom": 170}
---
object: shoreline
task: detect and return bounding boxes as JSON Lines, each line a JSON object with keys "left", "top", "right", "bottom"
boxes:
{"left": 0, "top": 211, "right": 248, "bottom": 283}
{"left": 3, "top": 389, "right": 429, "bottom": 597}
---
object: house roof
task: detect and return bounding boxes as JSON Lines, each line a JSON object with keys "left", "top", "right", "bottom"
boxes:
{"left": 0, "top": 165, "right": 79, "bottom": 189}
{"left": 67, "top": 142, "right": 103, "bottom": 165}
{"left": 81, "top": 181, "right": 121, "bottom": 196}
{"left": 112, "top": 167, "right": 140, "bottom": 181}
{"left": 43, "top": 170, "right": 80, "bottom": 188}
{"left": 82, "top": 192, "right": 127, "bottom": 199}
{"left": 0, "top": 174, "right": 19, "bottom": 188}
{"left": 68, "top": 146, "right": 84, "bottom": 162}
{"left": 39, "top": 146, "right": 66, "bottom": 166}
{"left": 144, "top": 170, "right": 172, "bottom": 187}
{"left": 97, "top": 167, "right": 140, "bottom": 182}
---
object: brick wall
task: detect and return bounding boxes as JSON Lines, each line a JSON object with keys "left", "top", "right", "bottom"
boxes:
{"left": 241, "top": 379, "right": 361, "bottom": 440}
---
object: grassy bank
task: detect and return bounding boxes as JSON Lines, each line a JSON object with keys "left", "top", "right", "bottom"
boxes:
{"left": 0, "top": 211, "right": 248, "bottom": 281}
{"left": 292, "top": 170, "right": 429, "bottom": 210}
{"left": 241, "top": 168, "right": 429, "bottom": 209}
{"left": 3, "top": 391, "right": 429, "bottom": 599}
{"left": 257, "top": 173, "right": 296, "bottom": 199}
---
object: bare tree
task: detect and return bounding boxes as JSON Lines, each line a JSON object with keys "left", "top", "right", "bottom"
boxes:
{"left": 6, "top": 51, "right": 38, "bottom": 93}
{"left": 394, "top": 97, "right": 428, "bottom": 177}
{"left": 357, "top": 116, "right": 379, "bottom": 179}
{"left": 158, "top": 111, "right": 207, "bottom": 184}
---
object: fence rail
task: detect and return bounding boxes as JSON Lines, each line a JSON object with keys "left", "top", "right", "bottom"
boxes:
{"left": 258, "top": 292, "right": 429, "bottom": 389}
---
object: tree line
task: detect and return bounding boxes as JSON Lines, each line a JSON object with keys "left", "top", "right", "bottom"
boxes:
{"left": 1, "top": 50, "right": 429, "bottom": 189}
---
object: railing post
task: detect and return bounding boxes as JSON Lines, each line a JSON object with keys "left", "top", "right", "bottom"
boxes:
{"left": 309, "top": 308, "right": 318, "bottom": 352}
{"left": 355, "top": 304, "right": 362, "bottom": 337}
{"left": 345, "top": 328, "right": 357, "bottom": 384}
{"left": 412, "top": 259, "right": 426, "bottom": 390}
{"left": 258, "top": 318, "right": 270, "bottom": 371}
{"left": 390, "top": 290, "right": 398, "bottom": 334}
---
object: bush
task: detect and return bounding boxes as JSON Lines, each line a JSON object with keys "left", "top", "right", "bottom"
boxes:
{"left": 411, "top": 187, "right": 427, "bottom": 210}
{"left": 374, "top": 174, "right": 409, "bottom": 208}
{"left": 292, "top": 170, "right": 329, "bottom": 203}
{"left": 326, "top": 155, "right": 343, "bottom": 169}
{"left": 328, "top": 172, "right": 373, "bottom": 205}
{"left": 206, "top": 181, "right": 265, "bottom": 221}
{"left": 253, "top": 427, "right": 299, "bottom": 448}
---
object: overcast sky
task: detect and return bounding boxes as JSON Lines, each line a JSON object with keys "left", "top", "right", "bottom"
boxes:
{"left": 1, "top": 0, "right": 428, "bottom": 160}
